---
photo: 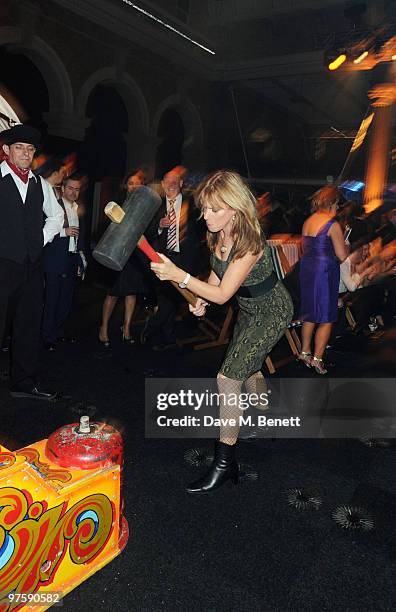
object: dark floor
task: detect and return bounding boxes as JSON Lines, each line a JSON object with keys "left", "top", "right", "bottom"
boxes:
{"left": 1, "top": 283, "right": 395, "bottom": 612}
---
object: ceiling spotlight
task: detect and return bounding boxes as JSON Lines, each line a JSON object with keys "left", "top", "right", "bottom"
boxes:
{"left": 392, "top": 54, "right": 396, "bottom": 61}
{"left": 354, "top": 50, "right": 368, "bottom": 64}
{"left": 328, "top": 53, "right": 347, "bottom": 70}
{"left": 324, "top": 46, "right": 348, "bottom": 71}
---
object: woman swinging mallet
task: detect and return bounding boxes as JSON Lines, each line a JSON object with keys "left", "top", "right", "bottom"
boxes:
{"left": 151, "top": 170, "right": 293, "bottom": 493}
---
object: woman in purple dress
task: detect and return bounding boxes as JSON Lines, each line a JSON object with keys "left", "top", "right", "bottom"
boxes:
{"left": 299, "top": 186, "right": 348, "bottom": 374}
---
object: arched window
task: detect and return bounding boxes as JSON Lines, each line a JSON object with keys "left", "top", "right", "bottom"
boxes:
{"left": 155, "top": 108, "right": 184, "bottom": 178}
{"left": 80, "top": 84, "right": 129, "bottom": 180}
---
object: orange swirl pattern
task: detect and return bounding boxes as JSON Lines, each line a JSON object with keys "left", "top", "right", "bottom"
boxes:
{"left": 0, "top": 453, "right": 16, "bottom": 471}
{"left": 0, "top": 488, "right": 114, "bottom": 612}
{"left": 15, "top": 448, "right": 72, "bottom": 486}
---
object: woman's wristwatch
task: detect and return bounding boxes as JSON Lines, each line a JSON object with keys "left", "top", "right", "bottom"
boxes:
{"left": 179, "top": 272, "right": 191, "bottom": 288}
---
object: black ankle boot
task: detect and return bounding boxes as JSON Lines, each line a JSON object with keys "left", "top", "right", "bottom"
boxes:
{"left": 186, "top": 440, "right": 239, "bottom": 494}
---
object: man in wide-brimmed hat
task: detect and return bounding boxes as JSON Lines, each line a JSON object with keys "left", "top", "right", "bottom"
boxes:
{"left": 0, "top": 124, "right": 64, "bottom": 400}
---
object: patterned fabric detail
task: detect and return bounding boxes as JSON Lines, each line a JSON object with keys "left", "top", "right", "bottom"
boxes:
{"left": 166, "top": 199, "right": 177, "bottom": 251}
{"left": 211, "top": 243, "right": 293, "bottom": 380}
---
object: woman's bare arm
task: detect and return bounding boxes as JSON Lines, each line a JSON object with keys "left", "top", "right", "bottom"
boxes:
{"left": 329, "top": 221, "right": 348, "bottom": 262}
{"left": 206, "top": 269, "right": 221, "bottom": 287}
{"left": 151, "top": 251, "right": 261, "bottom": 305}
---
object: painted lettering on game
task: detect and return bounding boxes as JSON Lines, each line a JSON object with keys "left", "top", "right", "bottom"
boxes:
{"left": 0, "top": 488, "right": 114, "bottom": 611}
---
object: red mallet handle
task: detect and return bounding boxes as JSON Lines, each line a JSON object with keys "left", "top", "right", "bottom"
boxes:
{"left": 137, "top": 235, "right": 163, "bottom": 263}
{"left": 137, "top": 236, "right": 197, "bottom": 306}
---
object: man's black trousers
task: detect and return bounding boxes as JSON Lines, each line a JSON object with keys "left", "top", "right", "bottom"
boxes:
{"left": 0, "top": 258, "right": 43, "bottom": 388}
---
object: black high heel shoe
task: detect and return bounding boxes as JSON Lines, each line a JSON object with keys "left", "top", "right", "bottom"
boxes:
{"left": 186, "top": 440, "right": 239, "bottom": 494}
{"left": 98, "top": 328, "right": 110, "bottom": 348}
{"left": 121, "top": 326, "right": 135, "bottom": 344}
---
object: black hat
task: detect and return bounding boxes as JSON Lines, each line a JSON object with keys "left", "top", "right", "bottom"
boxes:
{"left": 1, "top": 124, "right": 41, "bottom": 147}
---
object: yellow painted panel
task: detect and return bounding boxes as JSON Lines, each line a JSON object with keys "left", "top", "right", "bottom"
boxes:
{"left": 0, "top": 434, "right": 126, "bottom": 612}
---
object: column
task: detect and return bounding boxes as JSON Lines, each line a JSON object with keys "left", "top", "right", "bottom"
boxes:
{"left": 364, "top": 82, "right": 396, "bottom": 213}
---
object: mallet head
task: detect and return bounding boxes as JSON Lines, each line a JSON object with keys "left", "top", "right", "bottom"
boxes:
{"left": 104, "top": 201, "right": 125, "bottom": 224}
{"left": 93, "top": 185, "right": 162, "bottom": 271}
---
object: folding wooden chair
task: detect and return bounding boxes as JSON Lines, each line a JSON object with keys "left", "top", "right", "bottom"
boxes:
{"left": 264, "top": 245, "right": 302, "bottom": 373}
{"left": 178, "top": 242, "right": 303, "bottom": 370}
{"left": 192, "top": 305, "right": 234, "bottom": 350}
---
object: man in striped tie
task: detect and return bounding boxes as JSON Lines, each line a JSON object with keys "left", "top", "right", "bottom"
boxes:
{"left": 142, "top": 169, "right": 203, "bottom": 350}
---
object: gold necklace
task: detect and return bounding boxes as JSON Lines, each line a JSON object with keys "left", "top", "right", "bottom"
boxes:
{"left": 220, "top": 231, "right": 228, "bottom": 254}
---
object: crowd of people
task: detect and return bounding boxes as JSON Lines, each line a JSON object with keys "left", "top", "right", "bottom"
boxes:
{"left": 278, "top": 188, "right": 396, "bottom": 350}
{"left": 1, "top": 122, "right": 395, "bottom": 491}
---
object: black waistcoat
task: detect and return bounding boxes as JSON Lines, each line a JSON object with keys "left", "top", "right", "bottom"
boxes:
{"left": 0, "top": 173, "right": 44, "bottom": 264}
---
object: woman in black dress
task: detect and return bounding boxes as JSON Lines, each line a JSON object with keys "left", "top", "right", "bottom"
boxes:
{"left": 99, "top": 169, "right": 149, "bottom": 345}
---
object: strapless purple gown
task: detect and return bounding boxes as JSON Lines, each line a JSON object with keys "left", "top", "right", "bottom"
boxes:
{"left": 299, "top": 219, "right": 340, "bottom": 323}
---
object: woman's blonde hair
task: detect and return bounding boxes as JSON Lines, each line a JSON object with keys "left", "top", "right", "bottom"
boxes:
{"left": 195, "top": 170, "right": 263, "bottom": 260}
{"left": 310, "top": 185, "right": 341, "bottom": 213}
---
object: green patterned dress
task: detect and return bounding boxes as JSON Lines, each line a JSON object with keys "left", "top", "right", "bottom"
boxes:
{"left": 211, "top": 243, "right": 293, "bottom": 380}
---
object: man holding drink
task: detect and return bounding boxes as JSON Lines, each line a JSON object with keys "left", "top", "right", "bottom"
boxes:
{"left": 42, "top": 174, "right": 86, "bottom": 350}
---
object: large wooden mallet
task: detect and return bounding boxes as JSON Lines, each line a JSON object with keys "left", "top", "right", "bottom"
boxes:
{"left": 93, "top": 186, "right": 160, "bottom": 271}
{"left": 98, "top": 198, "right": 197, "bottom": 306}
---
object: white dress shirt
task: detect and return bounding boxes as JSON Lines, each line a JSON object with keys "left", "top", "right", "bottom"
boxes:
{"left": 59, "top": 198, "right": 79, "bottom": 252}
{"left": 1, "top": 160, "right": 64, "bottom": 245}
{"left": 339, "top": 256, "right": 361, "bottom": 293}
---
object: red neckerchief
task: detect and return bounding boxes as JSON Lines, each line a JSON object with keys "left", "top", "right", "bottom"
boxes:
{"left": 6, "top": 159, "right": 31, "bottom": 184}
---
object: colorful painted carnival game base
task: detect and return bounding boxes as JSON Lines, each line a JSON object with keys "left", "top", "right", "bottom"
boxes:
{"left": 0, "top": 419, "right": 128, "bottom": 611}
